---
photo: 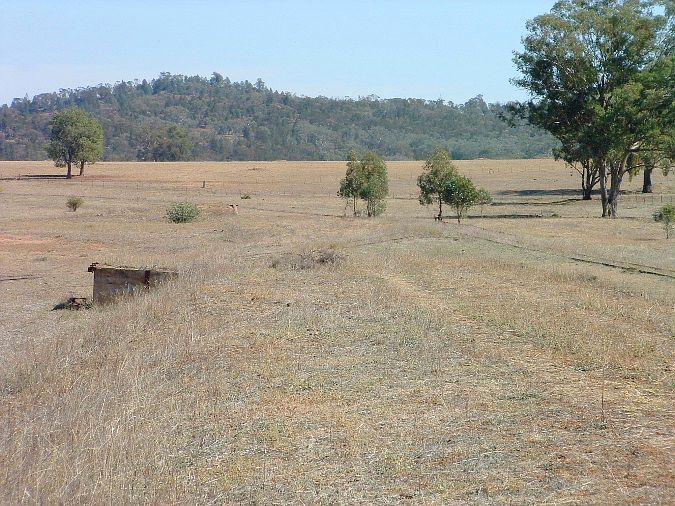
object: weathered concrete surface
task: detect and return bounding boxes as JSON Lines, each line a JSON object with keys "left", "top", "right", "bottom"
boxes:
{"left": 88, "top": 263, "right": 177, "bottom": 305}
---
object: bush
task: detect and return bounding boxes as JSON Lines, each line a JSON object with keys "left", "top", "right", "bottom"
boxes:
{"left": 240, "top": 194, "right": 251, "bottom": 200}
{"left": 66, "top": 196, "right": 84, "bottom": 211}
{"left": 166, "top": 202, "right": 200, "bottom": 223}
{"left": 653, "top": 204, "right": 675, "bottom": 238}
{"left": 271, "top": 249, "right": 344, "bottom": 270}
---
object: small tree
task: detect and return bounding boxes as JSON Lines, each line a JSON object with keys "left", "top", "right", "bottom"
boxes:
{"left": 66, "top": 196, "right": 84, "bottom": 212}
{"left": 76, "top": 121, "right": 104, "bottom": 176}
{"left": 359, "top": 151, "right": 389, "bottom": 217}
{"left": 417, "top": 147, "right": 457, "bottom": 220}
{"left": 338, "top": 150, "right": 364, "bottom": 216}
{"left": 47, "top": 108, "right": 104, "bottom": 179}
{"left": 653, "top": 204, "right": 675, "bottom": 238}
{"left": 338, "top": 150, "right": 388, "bottom": 217}
{"left": 443, "top": 174, "right": 479, "bottom": 223}
{"left": 476, "top": 188, "right": 493, "bottom": 216}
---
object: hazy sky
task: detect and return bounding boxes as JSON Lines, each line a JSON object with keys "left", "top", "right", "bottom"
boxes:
{"left": 1, "top": 0, "right": 557, "bottom": 106}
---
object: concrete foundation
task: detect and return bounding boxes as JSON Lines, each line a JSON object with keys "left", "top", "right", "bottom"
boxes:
{"left": 88, "top": 263, "right": 177, "bottom": 304}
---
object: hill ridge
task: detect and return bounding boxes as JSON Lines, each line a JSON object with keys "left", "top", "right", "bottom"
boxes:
{"left": 0, "top": 72, "right": 557, "bottom": 162}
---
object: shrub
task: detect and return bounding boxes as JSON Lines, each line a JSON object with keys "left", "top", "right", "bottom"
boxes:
{"left": 66, "top": 196, "right": 84, "bottom": 211}
{"left": 476, "top": 188, "right": 493, "bottom": 216}
{"left": 166, "top": 202, "right": 200, "bottom": 223}
{"left": 271, "top": 249, "right": 344, "bottom": 270}
{"left": 240, "top": 194, "right": 251, "bottom": 200}
{"left": 653, "top": 204, "right": 675, "bottom": 238}
{"left": 442, "top": 175, "right": 479, "bottom": 223}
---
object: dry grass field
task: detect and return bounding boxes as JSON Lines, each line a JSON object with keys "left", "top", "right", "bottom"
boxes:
{"left": 0, "top": 159, "right": 673, "bottom": 504}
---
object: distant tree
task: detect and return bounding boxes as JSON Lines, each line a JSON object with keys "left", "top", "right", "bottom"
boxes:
{"left": 443, "top": 174, "right": 480, "bottom": 223}
{"left": 359, "top": 151, "right": 389, "bottom": 217}
{"left": 47, "top": 108, "right": 104, "bottom": 178}
{"left": 653, "top": 204, "right": 675, "bottom": 238}
{"left": 476, "top": 188, "right": 493, "bottom": 216}
{"left": 338, "top": 150, "right": 364, "bottom": 216}
{"left": 75, "top": 118, "right": 103, "bottom": 176}
{"left": 417, "top": 147, "right": 457, "bottom": 220}
{"left": 338, "top": 150, "right": 388, "bottom": 217}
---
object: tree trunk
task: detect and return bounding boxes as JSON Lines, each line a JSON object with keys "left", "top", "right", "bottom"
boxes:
{"left": 582, "top": 164, "right": 593, "bottom": 200}
{"left": 79, "top": 160, "right": 85, "bottom": 176}
{"left": 437, "top": 196, "right": 443, "bottom": 221}
{"left": 353, "top": 197, "right": 357, "bottom": 216}
{"left": 598, "top": 163, "right": 608, "bottom": 217}
{"left": 607, "top": 186, "right": 619, "bottom": 218}
{"left": 66, "top": 161, "right": 72, "bottom": 179}
{"left": 642, "top": 167, "right": 653, "bottom": 193}
{"left": 582, "top": 185, "right": 593, "bottom": 200}
{"left": 607, "top": 161, "right": 624, "bottom": 219}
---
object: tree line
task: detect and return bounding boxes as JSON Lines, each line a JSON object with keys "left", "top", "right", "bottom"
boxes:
{"left": 0, "top": 73, "right": 556, "bottom": 163}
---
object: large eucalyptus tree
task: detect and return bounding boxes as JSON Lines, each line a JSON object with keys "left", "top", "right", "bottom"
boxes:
{"left": 511, "top": 0, "right": 674, "bottom": 217}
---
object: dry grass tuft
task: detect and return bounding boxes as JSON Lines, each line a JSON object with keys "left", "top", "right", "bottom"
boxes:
{"left": 271, "top": 248, "right": 345, "bottom": 270}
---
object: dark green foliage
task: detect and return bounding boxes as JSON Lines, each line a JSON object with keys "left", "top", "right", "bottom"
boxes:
{"left": 166, "top": 202, "right": 200, "bottom": 223}
{"left": 137, "top": 125, "right": 193, "bottom": 161}
{"left": 0, "top": 73, "right": 557, "bottom": 162}
{"left": 653, "top": 204, "right": 675, "bottom": 238}
{"left": 66, "top": 196, "right": 84, "bottom": 211}
{"left": 46, "top": 108, "right": 103, "bottom": 178}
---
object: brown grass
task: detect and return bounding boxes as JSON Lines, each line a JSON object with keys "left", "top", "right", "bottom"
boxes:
{"left": 0, "top": 160, "right": 673, "bottom": 504}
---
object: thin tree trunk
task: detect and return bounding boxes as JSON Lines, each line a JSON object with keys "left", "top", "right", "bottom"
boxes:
{"left": 353, "top": 196, "right": 357, "bottom": 216}
{"left": 607, "top": 161, "right": 624, "bottom": 219}
{"left": 582, "top": 185, "right": 593, "bottom": 200}
{"left": 437, "top": 195, "right": 443, "bottom": 221}
{"left": 642, "top": 167, "right": 653, "bottom": 193}
{"left": 79, "top": 160, "right": 85, "bottom": 176}
{"left": 582, "top": 164, "right": 593, "bottom": 200}
{"left": 599, "top": 163, "right": 608, "bottom": 217}
{"left": 66, "top": 161, "right": 72, "bottom": 179}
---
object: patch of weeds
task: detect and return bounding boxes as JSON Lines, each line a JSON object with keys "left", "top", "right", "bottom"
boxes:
{"left": 167, "top": 201, "right": 200, "bottom": 223}
{"left": 240, "top": 194, "right": 251, "bottom": 200}
{"left": 271, "top": 249, "right": 344, "bottom": 270}
{"left": 501, "top": 391, "right": 540, "bottom": 401}
{"left": 66, "top": 196, "right": 84, "bottom": 211}
{"left": 53, "top": 297, "right": 92, "bottom": 310}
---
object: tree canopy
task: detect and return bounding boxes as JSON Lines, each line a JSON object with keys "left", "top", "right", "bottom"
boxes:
{"left": 46, "top": 107, "right": 103, "bottom": 178}
{"left": 338, "top": 151, "right": 389, "bottom": 217}
{"left": 417, "top": 147, "right": 458, "bottom": 220}
{"left": 509, "top": 0, "right": 674, "bottom": 217}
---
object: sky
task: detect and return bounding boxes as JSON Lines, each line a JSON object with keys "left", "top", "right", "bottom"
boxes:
{"left": 0, "top": 0, "right": 557, "bottom": 106}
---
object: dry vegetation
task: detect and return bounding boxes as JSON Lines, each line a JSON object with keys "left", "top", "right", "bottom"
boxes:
{"left": 0, "top": 160, "right": 673, "bottom": 504}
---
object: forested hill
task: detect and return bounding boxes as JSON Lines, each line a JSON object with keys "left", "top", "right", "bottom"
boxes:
{"left": 0, "top": 72, "right": 557, "bottom": 162}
